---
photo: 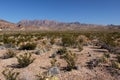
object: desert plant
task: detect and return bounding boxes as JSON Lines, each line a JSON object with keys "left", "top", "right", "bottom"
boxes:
{"left": 16, "top": 52, "right": 35, "bottom": 68}
{"left": 36, "top": 72, "right": 59, "bottom": 80}
{"left": 62, "top": 50, "right": 77, "bottom": 71}
{"left": 99, "top": 56, "right": 109, "bottom": 63}
{"left": 56, "top": 47, "right": 67, "bottom": 55}
{"left": 19, "top": 42, "right": 36, "bottom": 50}
{"left": 62, "top": 35, "right": 77, "bottom": 47}
{"left": 103, "top": 53, "right": 110, "bottom": 58}
{"left": 50, "top": 37, "right": 55, "bottom": 45}
{"left": 50, "top": 58, "right": 60, "bottom": 67}
{"left": 112, "top": 61, "right": 120, "bottom": 69}
{"left": 36, "top": 72, "right": 49, "bottom": 80}
{"left": 2, "top": 68, "right": 19, "bottom": 80}
{"left": 50, "top": 58, "right": 57, "bottom": 67}
{"left": 78, "top": 44, "right": 83, "bottom": 52}
{"left": 3, "top": 49, "right": 16, "bottom": 59}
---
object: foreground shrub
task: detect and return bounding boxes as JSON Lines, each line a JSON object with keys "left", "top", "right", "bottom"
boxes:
{"left": 62, "top": 50, "right": 77, "bottom": 71}
{"left": 2, "top": 68, "right": 19, "bottom": 80}
{"left": 3, "top": 49, "right": 16, "bottom": 59}
{"left": 19, "top": 42, "right": 36, "bottom": 50}
{"left": 16, "top": 52, "right": 35, "bottom": 68}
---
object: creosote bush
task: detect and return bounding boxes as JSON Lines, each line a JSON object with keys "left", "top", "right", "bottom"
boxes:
{"left": 19, "top": 42, "right": 36, "bottom": 50}
{"left": 16, "top": 52, "right": 35, "bottom": 68}
{"left": 2, "top": 68, "right": 19, "bottom": 80}
{"left": 62, "top": 35, "right": 77, "bottom": 47}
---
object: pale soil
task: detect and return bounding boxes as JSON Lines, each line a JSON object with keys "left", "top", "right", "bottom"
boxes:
{"left": 0, "top": 45, "right": 119, "bottom": 80}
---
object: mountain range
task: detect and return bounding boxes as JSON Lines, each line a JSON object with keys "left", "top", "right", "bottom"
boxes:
{"left": 0, "top": 19, "right": 120, "bottom": 31}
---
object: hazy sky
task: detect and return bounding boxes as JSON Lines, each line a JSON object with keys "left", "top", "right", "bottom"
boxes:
{"left": 0, "top": 0, "right": 120, "bottom": 25}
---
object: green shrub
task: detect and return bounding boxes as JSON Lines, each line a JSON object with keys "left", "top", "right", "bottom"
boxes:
{"left": 16, "top": 52, "right": 35, "bottom": 68}
{"left": 19, "top": 42, "right": 36, "bottom": 50}
{"left": 62, "top": 35, "right": 77, "bottom": 47}
{"left": 2, "top": 68, "right": 19, "bottom": 80}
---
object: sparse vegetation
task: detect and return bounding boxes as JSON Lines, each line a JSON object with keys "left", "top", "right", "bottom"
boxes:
{"left": 0, "top": 31, "right": 120, "bottom": 79}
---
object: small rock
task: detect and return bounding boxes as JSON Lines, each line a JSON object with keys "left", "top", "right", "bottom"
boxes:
{"left": 35, "top": 50, "right": 41, "bottom": 55}
{"left": 0, "top": 46, "right": 5, "bottom": 50}
{"left": 48, "top": 67, "right": 60, "bottom": 76}
{"left": 50, "top": 53, "right": 56, "bottom": 58}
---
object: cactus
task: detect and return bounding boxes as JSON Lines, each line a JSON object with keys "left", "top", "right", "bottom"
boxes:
{"left": 16, "top": 52, "right": 35, "bottom": 68}
{"left": 36, "top": 72, "right": 49, "bottom": 80}
{"left": 63, "top": 50, "right": 77, "bottom": 71}
{"left": 36, "top": 72, "right": 59, "bottom": 80}
{"left": 2, "top": 68, "right": 19, "bottom": 80}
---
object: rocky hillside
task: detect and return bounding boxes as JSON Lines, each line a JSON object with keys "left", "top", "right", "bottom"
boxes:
{"left": 0, "top": 20, "right": 16, "bottom": 30}
{"left": 0, "top": 19, "right": 120, "bottom": 31}
{"left": 17, "top": 20, "right": 120, "bottom": 31}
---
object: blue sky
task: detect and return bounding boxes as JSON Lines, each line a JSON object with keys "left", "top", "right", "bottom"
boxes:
{"left": 0, "top": 0, "right": 120, "bottom": 25}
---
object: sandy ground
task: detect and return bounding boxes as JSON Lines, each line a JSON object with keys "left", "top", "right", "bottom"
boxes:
{"left": 0, "top": 45, "right": 119, "bottom": 80}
